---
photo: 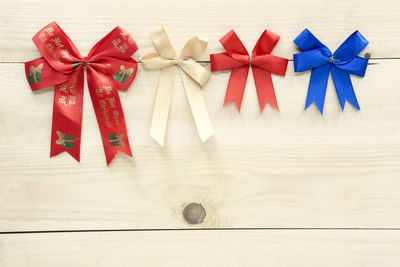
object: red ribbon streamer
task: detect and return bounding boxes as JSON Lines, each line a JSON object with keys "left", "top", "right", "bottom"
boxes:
{"left": 211, "top": 30, "right": 288, "bottom": 112}
{"left": 25, "top": 22, "right": 138, "bottom": 165}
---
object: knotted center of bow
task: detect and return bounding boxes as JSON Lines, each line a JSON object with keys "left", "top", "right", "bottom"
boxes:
{"left": 329, "top": 56, "right": 340, "bottom": 63}
{"left": 71, "top": 56, "right": 106, "bottom": 70}
{"left": 72, "top": 56, "right": 91, "bottom": 68}
{"left": 249, "top": 55, "right": 253, "bottom": 64}
{"left": 81, "top": 56, "right": 88, "bottom": 66}
{"left": 175, "top": 58, "right": 184, "bottom": 66}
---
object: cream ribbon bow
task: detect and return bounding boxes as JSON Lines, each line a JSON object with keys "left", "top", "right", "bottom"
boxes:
{"left": 142, "top": 26, "right": 214, "bottom": 146}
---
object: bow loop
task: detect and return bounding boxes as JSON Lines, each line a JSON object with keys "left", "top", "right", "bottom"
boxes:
{"left": 334, "top": 56, "right": 369, "bottom": 77}
{"left": 251, "top": 54, "right": 288, "bottom": 76}
{"left": 180, "top": 36, "right": 209, "bottom": 60}
{"left": 87, "top": 26, "right": 139, "bottom": 61}
{"left": 210, "top": 53, "right": 248, "bottom": 71}
{"left": 293, "top": 28, "right": 328, "bottom": 51}
{"left": 179, "top": 58, "right": 211, "bottom": 86}
{"left": 333, "top": 31, "right": 369, "bottom": 63}
{"left": 84, "top": 26, "right": 139, "bottom": 92}
{"left": 293, "top": 48, "right": 331, "bottom": 72}
{"left": 149, "top": 26, "right": 177, "bottom": 59}
{"left": 141, "top": 53, "right": 176, "bottom": 69}
{"left": 231, "top": 54, "right": 251, "bottom": 65}
{"left": 219, "top": 30, "right": 249, "bottom": 56}
{"left": 32, "top": 21, "right": 82, "bottom": 73}
{"left": 252, "top": 29, "right": 280, "bottom": 56}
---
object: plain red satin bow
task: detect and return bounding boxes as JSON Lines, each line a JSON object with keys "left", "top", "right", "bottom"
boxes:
{"left": 210, "top": 30, "right": 288, "bottom": 112}
{"left": 25, "top": 22, "right": 138, "bottom": 165}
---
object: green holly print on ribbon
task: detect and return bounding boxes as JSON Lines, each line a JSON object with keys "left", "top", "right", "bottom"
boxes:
{"left": 56, "top": 131, "right": 74, "bottom": 149}
{"left": 108, "top": 133, "right": 125, "bottom": 147}
{"left": 28, "top": 63, "right": 43, "bottom": 84}
{"left": 113, "top": 65, "right": 133, "bottom": 84}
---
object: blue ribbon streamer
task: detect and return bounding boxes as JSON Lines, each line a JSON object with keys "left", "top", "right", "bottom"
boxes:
{"left": 293, "top": 29, "right": 369, "bottom": 114}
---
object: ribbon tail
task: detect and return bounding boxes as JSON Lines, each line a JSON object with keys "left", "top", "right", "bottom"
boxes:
{"left": 179, "top": 69, "right": 214, "bottom": 143}
{"left": 252, "top": 66, "right": 279, "bottom": 112}
{"left": 150, "top": 66, "right": 177, "bottom": 147}
{"left": 305, "top": 64, "right": 330, "bottom": 114}
{"left": 87, "top": 68, "right": 132, "bottom": 165}
{"left": 224, "top": 66, "right": 249, "bottom": 112}
{"left": 50, "top": 68, "right": 84, "bottom": 162}
{"left": 331, "top": 65, "right": 360, "bottom": 111}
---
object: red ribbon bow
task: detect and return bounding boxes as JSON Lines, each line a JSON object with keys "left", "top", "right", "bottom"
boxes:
{"left": 210, "top": 30, "right": 288, "bottom": 112}
{"left": 25, "top": 22, "right": 138, "bottom": 165}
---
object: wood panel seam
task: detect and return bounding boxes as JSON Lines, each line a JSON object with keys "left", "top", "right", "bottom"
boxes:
{"left": 2, "top": 227, "right": 400, "bottom": 235}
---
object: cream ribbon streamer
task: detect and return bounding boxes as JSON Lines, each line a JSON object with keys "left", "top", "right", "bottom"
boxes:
{"left": 142, "top": 26, "right": 214, "bottom": 146}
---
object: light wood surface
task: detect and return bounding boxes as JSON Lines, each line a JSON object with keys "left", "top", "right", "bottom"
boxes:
{"left": 0, "top": 0, "right": 399, "bottom": 265}
{"left": 1, "top": 230, "right": 400, "bottom": 267}
{"left": 2, "top": 0, "right": 400, "bottom": 61}
{"left": 1, "top": 60, "right": 400, "bottom": 231}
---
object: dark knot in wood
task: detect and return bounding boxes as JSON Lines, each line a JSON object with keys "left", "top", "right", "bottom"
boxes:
{"left": 183, "top": 203, "right": 206, "bottom": 224}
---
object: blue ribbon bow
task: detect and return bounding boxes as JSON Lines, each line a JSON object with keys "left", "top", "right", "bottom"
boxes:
{"left": 293, "top": 29, "right": 369, "bottom": 114}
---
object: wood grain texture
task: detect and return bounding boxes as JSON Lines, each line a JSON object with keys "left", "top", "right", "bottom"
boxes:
{"left": 1, "top": 0, "right": 399, "bottom": 62}
{"left": 1, "top": 230, "right": 400, "bottom": 266}
{"left": 1, "top": 0, "right": 400, "bottom": 263}
{"left": 0, "top": 60, "right": 399, "bottom": 231}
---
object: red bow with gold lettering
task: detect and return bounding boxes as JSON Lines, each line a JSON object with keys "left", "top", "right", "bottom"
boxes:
{"left": 25, "top": 22, "right": 138, "bottom": 165}
{"left": 211, "top": 30, "right": 288, "bottom": 112}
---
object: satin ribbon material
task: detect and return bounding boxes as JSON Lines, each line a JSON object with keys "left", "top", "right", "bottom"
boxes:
{"left": 25, "top": 22, "right": 138, "bottom": 165}
{"left": 210, "top": 30, "right": 288, "bottom": 112}
{"left": 293, "top": 29, "right": 369, "bottom": 114}
{"left": 142, "top": 26, "right": 213, "bottom": 146}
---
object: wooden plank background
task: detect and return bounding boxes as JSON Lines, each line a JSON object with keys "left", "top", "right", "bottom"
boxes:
{"left": 1, "top": 230, "right": 400, "bottom": 266}
{"left": 1, "top": 0, "right": 400, "bottom": 265}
